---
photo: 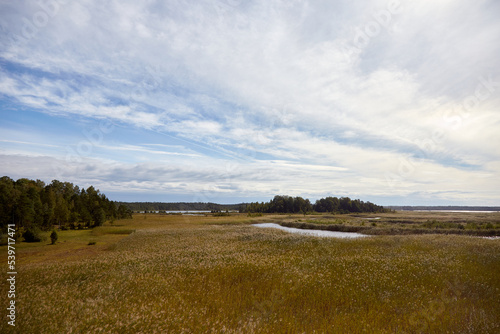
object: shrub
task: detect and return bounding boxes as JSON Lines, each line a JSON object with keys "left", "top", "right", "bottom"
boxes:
{"left": 23, "top": 227, "right": 43, "bottom": 243}
{"left": 50, "top": 230, "right": 58, "bottom": 245}
{"left": 213, "top": 212, "right": 230, "bottom": 217}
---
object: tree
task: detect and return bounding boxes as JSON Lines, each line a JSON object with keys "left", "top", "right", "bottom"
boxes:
{"left": 41, "top": 188, "right": 56, "bottom": 228}
{"left": 93, "top": 208, "right": 106, "bottom": 227}
{"left": 246, "top": 195, "right": 388, "bottom": 214}
{"left": 0, "top": 177, "right": 17, "bottom": 230}
{"left": 23, "top": 227, "right": 42, "bottom": 242}
{"left": 53, "top": 196, "right": 69, "bottom": 228}
{"left": 50, "top": 230, "right": 58, "bottom": 245}
{"left": 117, "top": 204, "right": 133, "bottom": 219}
{"left": 16, "top": 191, "right": 35, "bottom": 227}
{"left": 339, "top": 197, "right": 352, "bottom": 213}
{"left": 1, "top": 177, "right": 131, "bottom": 236}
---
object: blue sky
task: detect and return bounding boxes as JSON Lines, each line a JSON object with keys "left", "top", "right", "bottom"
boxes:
{"left": 1, "top": 0, "right": 499, "bottom": 205}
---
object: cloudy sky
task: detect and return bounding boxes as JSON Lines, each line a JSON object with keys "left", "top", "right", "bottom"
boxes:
{"left": 0, "top": 0, "right": 499, "bottom": 205}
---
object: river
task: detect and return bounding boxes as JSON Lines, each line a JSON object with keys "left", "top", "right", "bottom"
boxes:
{"left": 253, "top": 223, "right": 368, "bottom": 239}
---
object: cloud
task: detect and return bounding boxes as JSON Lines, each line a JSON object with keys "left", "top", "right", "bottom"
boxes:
{"left": 0, "top": 0, "right": 499, "bottom": 204}
{"left": 0, "top": 139, "right": 59, "bottom": 148}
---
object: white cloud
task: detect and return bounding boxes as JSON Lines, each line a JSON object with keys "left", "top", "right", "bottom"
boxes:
{"left": 1, "top": 0, "right": 499, "bottom": 204}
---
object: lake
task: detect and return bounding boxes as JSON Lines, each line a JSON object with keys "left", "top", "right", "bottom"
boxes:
{"left": 253, "top": 223, "right": 368, "bottom": 239}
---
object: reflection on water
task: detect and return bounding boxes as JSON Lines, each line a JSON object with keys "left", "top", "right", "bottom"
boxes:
{"left": 253, "top": 223, "right": 368, "bottom": 239}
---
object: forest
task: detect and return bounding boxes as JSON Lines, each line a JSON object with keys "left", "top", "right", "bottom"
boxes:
{"left": 119, "top": 201, "right": 244, "bottom": 212}
{"left": 0, "top": 176, "right": 132, "bottom": 234}
{"left": 243, "top": 195, "right": 389, "bottom": 214}
{"left": 120, "top": 195, "right": 389, "bottom": 214}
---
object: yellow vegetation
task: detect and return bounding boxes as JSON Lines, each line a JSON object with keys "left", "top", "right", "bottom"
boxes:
{"left": 1, "top": 213, "right": 499, "bottom": 333}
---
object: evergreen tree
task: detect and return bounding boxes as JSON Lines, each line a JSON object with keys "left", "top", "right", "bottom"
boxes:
{"left": 50, "top": 230, "right": 58, "bottom": 244}
{"left": 0, "top": 176, "right": 131, "bottom": 233}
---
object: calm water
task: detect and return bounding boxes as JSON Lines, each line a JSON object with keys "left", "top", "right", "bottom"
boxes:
{"left": 413, "top": 210, "right": 499, "bottom": 213}
{"left": 164, "top": 210, "right": 212, "bottom": 213}
{"left": 253, "top": 223, "right": 368, "bottom": 239}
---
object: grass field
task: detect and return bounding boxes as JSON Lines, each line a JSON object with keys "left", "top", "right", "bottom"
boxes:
{"left": 280, "top": 211, "right": 500, "bottom": 236}
{"left": 2, "top": 213, "right": 499, "bottom": 333}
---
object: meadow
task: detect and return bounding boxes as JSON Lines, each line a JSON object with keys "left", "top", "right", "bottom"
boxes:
{"left": 1, "top": 212, "right": 499, "bottom": 333}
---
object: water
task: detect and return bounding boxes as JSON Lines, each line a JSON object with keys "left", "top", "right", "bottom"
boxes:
{"left": 253, "top": 223, "right": 368, "bottom": 239}
{"left": 413, "top": 210, "right": 499, "bottom": 213}
{"left": 164, "top": 210, "right": 212, "bottom": 213}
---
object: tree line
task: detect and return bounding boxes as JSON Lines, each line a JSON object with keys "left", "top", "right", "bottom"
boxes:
{"left": 119, "top": 202, "right": 244, "bottom": 212}
{"left": 121, "top": 195, "right": 389, "bottom": 215}
{"left": 0, "top": 176, "right": 132, "bottom": 233}
{"left": 243, "top": 195, "right": 388, "bottom": 214}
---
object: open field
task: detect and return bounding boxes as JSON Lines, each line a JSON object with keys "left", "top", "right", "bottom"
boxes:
{"left": 2, "top": 213, "right": 500, "bottom": 333}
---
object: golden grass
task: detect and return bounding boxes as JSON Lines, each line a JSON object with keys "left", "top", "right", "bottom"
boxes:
{"left": 1, "top": 213, "right": 499, "bottom": 333}
{"left": 287, "top": 211, "right": 500, "bottom": 236}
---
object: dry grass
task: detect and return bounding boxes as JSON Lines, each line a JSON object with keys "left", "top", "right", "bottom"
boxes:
{"left": 286, "top": 211, "right": 500, "bottom": 236}
{"left": 1, "top": 213, "right": 499, "bottom": 333}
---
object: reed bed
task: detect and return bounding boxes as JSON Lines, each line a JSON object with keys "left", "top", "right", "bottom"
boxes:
{"left": 1, "top": 214, "right": 499, "bottom": 333}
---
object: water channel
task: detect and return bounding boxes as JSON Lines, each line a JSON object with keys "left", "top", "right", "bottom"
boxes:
{"left": 253, "top": 223, "right": 368, "bottom": 239}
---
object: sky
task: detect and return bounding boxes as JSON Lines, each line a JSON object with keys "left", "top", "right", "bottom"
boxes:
{"left": 0, "top": 0, "right": 499, "bottom": 206}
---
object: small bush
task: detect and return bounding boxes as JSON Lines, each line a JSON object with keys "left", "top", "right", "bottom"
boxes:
{"left": 50, "top": 230, "right": 58, "bottom": 245}
{"left": 23, "top": 228, "right": 43, "bottom": 243}
{"left": 213, "top": 212, "right": 230, "bottom": 217}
